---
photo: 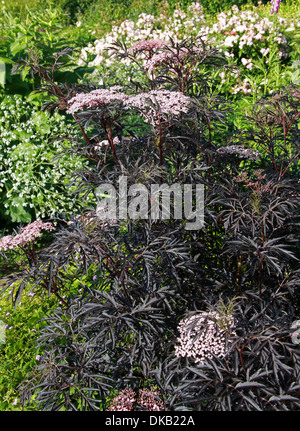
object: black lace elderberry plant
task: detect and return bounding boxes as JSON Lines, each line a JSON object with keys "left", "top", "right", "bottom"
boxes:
{"left": 7, "top": 40, "right": 300, "bottom": 411}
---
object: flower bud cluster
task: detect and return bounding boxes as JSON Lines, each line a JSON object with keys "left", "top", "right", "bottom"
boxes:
{"left": 234, "top": 169, "right": 273, "bottom": 194}
{"left": 175, "top": 311, "right": 236, "bottom": 364}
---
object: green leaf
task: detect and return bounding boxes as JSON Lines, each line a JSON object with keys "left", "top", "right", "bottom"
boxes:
{"left": 21, "top": 65, "right": 31, "bottom": 81}
{"left": 0, "top": 62, "right": 5, "bottom": 86}
{"left": 9, "top": 40, "right": 27, "bottom": 56}
{"left": 4, "top": 197, "right": 32, "bottom": 223}
{"left": 0, "top": 57, "right": 14, "bottom": 64}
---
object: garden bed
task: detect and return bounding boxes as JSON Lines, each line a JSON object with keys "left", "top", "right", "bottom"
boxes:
{"left": 0, "top": 0, "right": 299, "bottom": 412}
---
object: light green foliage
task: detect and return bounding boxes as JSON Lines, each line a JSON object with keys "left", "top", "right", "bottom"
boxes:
{"left": 0, "top": 285, "right": 59, "bottom": 410}
{"left": 0, "top": 95, "right": 85, "bottom": 224}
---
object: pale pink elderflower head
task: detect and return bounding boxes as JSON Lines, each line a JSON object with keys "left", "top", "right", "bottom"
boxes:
{"left": 175, "top": 311, "right": 236, "bottom": 364}
{"left": 107, "top": 389, "right": 136, "bottom": 411}
{"left": 107, "top": 388, "right": 164, "bottom": 411}
{"left": 127, "top": 90, "right": 192, "bottom": 126}
{"left": 0, "top": 221, "right": 55, "bottom": 251}
{"left": 142, "top": 45, "right": 205, "bottom": 75}
{"left": 66, "top": 87, "right": 129, "bottom": 115}
{"left": 129, "top": 38, "right": 167, "bottom": 54}
{"left": 143, "top": 52, "right": 171, "bottom": 74}
{"left": 143, "top": 47, "right": 190, "bottom": 74}
{"left": 67, "top": 86, "right": 192, "bottom": 127}
{"left": 137, "top": 388, "right": 164, "bottom": 411}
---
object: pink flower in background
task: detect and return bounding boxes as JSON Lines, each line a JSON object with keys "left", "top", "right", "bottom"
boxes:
{"left": 270, "top": 0, "right": 282, "bottom": 14}
{"left": 142, "top": 46, "right": 191, "bottom": 74}
{"left": 143, "top": 51, "right": 172, "bottom": 74}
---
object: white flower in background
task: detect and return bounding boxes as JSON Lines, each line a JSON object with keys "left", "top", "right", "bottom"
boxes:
{"left": 76, "top": 2, "right": 295, "bottom": 95}
{"left": 241, "top": 57, "right": 253, "bottom": 70}
{"left": 224, "top": 35, "right": 238, "bottom": 47}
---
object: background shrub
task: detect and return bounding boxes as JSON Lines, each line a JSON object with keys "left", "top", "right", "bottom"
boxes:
{"left": 0, "top": 94, "right": 85, "bottom": 227}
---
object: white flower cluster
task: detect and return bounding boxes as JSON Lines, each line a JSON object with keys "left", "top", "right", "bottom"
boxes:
{"left": 197, "top": 5, "right": 293, "bottom": 59}
{"left": 175, "top": 311, "right": 236, "bottom": 364}
{"left": 0, "top": 95, "right": 84, "bottom": 221}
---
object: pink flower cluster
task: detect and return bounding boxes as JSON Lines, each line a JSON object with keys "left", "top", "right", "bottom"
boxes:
{"left": 107, "top": 389, "right": 136, "bottom": 411}
{"left": 129, "top": 38, "right": 167, "bottom": 54}
{"left": 270, "top": 0, "right": 282, "bottom": 14}
{"left": 143, "top": 48, "right": 189, "bottom": 74}
{"left": 67, "top": 87, "right": 192, "bottom": 126}
{"left": 175, "top": 311, "right": 236, "bottom": 364}
{"left": 235, "top": 169, "right": 273, "bottom": 194}
{"left": 137, "top": 389, "right": 165, "bottom": 411}
{"left": 0, "top": 220, "right": 55, "bottom": 251}
{"left": 107, "top": 388, "right": 164, "bottom": 411}
{"left": 128, "top": 39, "right": 194, "bottom": 75}
{"left": 126, "top": 90, "right": 192, "bottom": 126}
{"left": 66, "top": 87, "right": 130, "bottom": 115}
